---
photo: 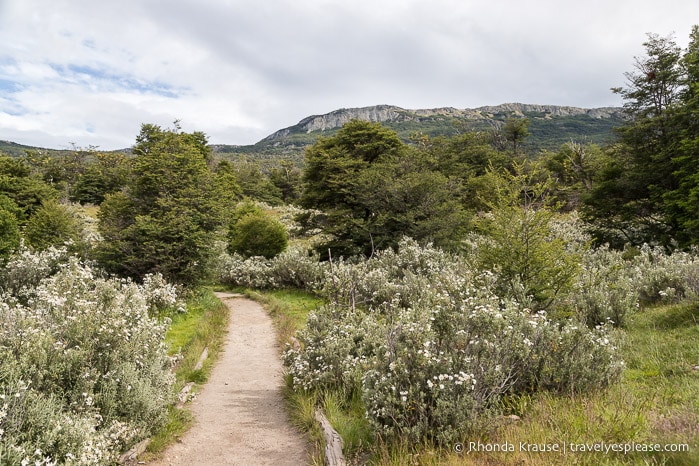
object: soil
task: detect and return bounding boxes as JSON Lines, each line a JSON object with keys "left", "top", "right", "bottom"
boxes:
{"left": 148, "top": 292, "right": 311, "bottom": 465}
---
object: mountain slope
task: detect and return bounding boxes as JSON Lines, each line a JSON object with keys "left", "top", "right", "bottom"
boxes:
{"left": 216, "top": 103, "right": 626, "bottom": 159}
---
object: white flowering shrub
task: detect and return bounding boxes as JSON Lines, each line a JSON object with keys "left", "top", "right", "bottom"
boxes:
{"left": 0, "top": 256, "right": 176, "bottom": 464}
{"left": 319, "top": 238, "right": 469, "bottom": 310}
{"left": 568, "top": 245, "right": 639, "bottom": 327}
{"left": 630, "top": 244, "right": 699, "bottom": 303}
{"left": 282, "top": 303, "right": 384, "bottom": 394}
{"left": 0, "top": 244, "right": 70, "bottom": 300}
{"left": 216, "top": 246, "right": 325, "bottom": 291}
{"left": 284, "top": 239, "right": 624, "bottom": 445}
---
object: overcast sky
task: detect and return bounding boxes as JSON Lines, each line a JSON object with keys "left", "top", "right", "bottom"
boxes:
{"left": 0, "top": 0, "right": 697, "bottom": 150}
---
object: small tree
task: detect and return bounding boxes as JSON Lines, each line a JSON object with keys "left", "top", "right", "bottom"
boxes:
{"left": 472, "top": 166, "right": 583, "bottom": 311}
{"left": 24, "top": 200, "right": 83, "bottom": 251}
{"left": 502, "top": 117, "right": 530, "bottom": 155}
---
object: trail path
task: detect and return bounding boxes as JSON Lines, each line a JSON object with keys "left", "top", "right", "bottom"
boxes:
{"left": 149, "top": 292, "right": 310, "bottom": 466}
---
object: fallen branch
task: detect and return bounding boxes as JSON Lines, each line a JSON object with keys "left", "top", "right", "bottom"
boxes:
{"left": 314, "top": 408, "right": 346, "bottom": 466}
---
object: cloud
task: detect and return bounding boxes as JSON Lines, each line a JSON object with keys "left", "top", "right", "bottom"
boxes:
{"left": 0, "top": 0, "right": 698, "bottom": 149}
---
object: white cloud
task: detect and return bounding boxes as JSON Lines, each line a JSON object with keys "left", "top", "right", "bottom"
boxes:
{"left": 0, "top": 0, "right": 698, "bottom": 149}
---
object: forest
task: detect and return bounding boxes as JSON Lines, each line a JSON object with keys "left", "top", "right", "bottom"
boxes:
{"left": 0, "top": 28, "right": 698, "bottom": 465}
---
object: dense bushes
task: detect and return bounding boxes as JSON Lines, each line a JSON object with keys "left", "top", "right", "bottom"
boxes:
{"left": 281, "top": 239, "right": 624, "bottom": 444}
{"left": 0, "top": 248, "right": 180, "bottom": 465}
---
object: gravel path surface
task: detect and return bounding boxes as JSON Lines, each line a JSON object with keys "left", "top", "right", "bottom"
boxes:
{"left": 148, "top": 293, "right": 310, "bottom": 465}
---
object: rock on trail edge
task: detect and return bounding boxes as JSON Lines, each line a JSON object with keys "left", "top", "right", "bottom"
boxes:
{"left": 148, "top": 292, "right": 311, "bottom": 466}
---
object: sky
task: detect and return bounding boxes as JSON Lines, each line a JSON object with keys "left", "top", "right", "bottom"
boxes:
{"left": 0, "top": 0, "right": 698, "bottom": 150}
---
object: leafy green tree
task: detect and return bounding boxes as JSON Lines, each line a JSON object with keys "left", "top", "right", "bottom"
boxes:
{"left": 0, "top": 155, "right": 57, "bottom": 221}
{"left": 70, "top": 152, "right": 130, "bottom": 205}
{"left": 97, "top": 124, "right": 233, "bottom": 285}
{"left": 269, "top": 160, "right": 302, "bottom": 203}
{"left": 472, "top": 167, "right": 583, "bottom": 311}
{"left": 542, "top": 141, "right": 606, "bottom": 209}
{"left": 213, "top": 160, "right": 244, "bottom": 215}
{"left": 661, "top": 26, "right": 699, "bottom": 244}
{"left": 0, "top": 194, "right": 23, "bottom": 260}
{"left": 421, "top": 131, "right": 510, "bottom": 211}
{"left": 299, "top": 120, "right": 468, "bottom": 258}
{"left": 501, "top": 117, "right": 530, "bottom": 155}
{"left": 234, "top": 160, "right": 284, "bottom": 205}
{"left": 0, "top": 209, "right": 20, "bottom": 259}
{"left": 584, "top": 30, "right": 696, "bottom": 247}
{"left": 43, "top": 146, "right": 90, "bottom": 190}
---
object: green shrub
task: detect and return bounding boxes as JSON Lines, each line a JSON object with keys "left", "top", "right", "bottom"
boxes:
{"left": 227, "top": 212, "right": 288, "bottom": 259}
{"left": 23, "top": 200, "right": 83, "bottom": 251}
{"left": 0, "top": 209, "right": 20, "bottom": 260}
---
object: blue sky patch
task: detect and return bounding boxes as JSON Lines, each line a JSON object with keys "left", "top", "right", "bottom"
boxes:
{"left": 0, "top": 78, "right": 20, "bottom": 93}
{"left": 51, "top": 63, "right": 182, "bottom": 98}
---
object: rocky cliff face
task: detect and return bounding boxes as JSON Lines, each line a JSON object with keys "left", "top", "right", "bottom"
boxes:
{"left": 297, "top": 105, "right": 409, "bottom": 132}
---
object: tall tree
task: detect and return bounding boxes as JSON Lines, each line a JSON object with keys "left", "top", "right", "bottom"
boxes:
{"left": 662, "top": 26, "right": 699, "bottom": 244}
{"left": 584, "top": 31, "right": 689, "bottom": 247}
{"left": 97, "top": 124, "right": 237, "bottom": 285}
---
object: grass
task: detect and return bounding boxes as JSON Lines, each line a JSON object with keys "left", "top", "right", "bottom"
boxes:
{"left": 321, "top": 389, "right": 374, "bottom": 463}
{"left": 143, "top": 288, "right": 230, "bottom": 457}
{"left": 244, "top": 288, "right": 322, "bottom": 347}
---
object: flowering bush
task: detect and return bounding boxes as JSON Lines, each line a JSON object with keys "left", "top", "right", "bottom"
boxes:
{"left": 568, "top": 245, "right": 639, "bottom": 327}
{"left": 0, "top": 244, "right": 70, "bottom": 300}
{"left": 0, "top": 254, "right": 177, "bottom": 464}
{"left": 284, "top": 239, "right": 624, "bottom": 444}
{"left": 282, "top": 303, "right": 384, "bottom": 394}
{"left": 630, "top": 244, "right": 699, "bottom": 303}
{"left": 216, "top": 246, "right": 325, "bottom": 291}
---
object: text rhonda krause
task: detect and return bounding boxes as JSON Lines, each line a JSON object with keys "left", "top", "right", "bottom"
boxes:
{"left": 462, "top": 441, "right": 690, "bottom": 454}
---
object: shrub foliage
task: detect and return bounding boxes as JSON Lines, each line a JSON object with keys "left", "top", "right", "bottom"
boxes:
{"left": 0, "top": 248, "right": 179, "bottom": 465}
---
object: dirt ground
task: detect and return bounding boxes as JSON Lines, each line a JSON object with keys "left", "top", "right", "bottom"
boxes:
{"left": 148, "top": 293, "right": 311, "bottom": 466}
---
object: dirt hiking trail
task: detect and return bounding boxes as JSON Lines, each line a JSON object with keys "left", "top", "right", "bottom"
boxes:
{"left": 149, "top": 293, "right": 311, "bottom": 466}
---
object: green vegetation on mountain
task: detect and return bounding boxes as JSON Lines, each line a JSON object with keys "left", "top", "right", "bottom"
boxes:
{"left": 214, "top": 103, "right": 626, "bottom": 165}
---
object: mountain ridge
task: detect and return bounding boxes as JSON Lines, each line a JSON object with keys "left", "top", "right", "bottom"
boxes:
{"left": 263, "top": 103, "right": 625, "bottom": 141}
{"left": 219, "top": 102, "right": 626, "bottom": 159}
